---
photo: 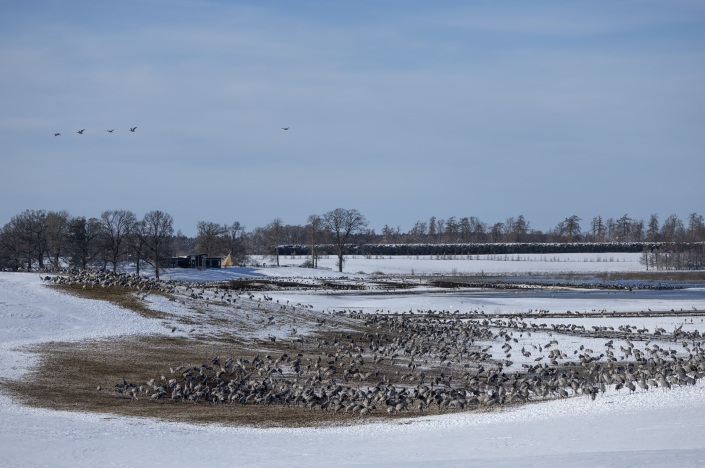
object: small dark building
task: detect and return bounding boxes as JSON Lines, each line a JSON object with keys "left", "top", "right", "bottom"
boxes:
{"left": 167, "top": 253, "right": 221, "bottom": 269}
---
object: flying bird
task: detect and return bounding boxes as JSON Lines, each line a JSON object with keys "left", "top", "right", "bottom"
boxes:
{"left": 107, "top": 129, "right": 114, "bottom": 133}
{"left": 281, "top": 127, "right": 289, "bottom": 130}
{"left": 130, "top": 127, "right": 137, "bottom": 132}
{"left": 54, "top": 133, "right": 61, "bottom": 137}
{"left": 77, "top": 129, "right": 85, "bottom": 134}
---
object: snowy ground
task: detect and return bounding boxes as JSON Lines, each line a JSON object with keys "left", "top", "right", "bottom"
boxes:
{"left": 137, "top": 253, "right": 647, "bottom": 281}
{"left": 262, "top": 288, "right": 705, "bottom": 373}
{"left": 265, "top": 289, "right": 705, "bottom": 315}
{"left": 148, "top": 265, "right": 355, "bottom": 282}
{"left": 0, "top": 273, "right": 165, "bottom": 380}
{"left": 2, "top": 271, "right": 705, "bottom": 467}
{"left": 254, "top": 253, "right": 646, "bottom": 275}
{"left": 3, "top": 377, "right": 705, "bottom": 468}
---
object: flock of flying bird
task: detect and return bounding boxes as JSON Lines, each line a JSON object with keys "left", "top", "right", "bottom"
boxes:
{"left": 53, "top": 127, "right": 290, "bottom": 136}
{"left": 54, "top": 127, "right": 137, "bottom": 136}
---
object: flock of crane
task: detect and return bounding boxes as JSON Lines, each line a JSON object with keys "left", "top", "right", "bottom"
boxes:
{"left": 112, "top": 307, "right": 702, "bottom": 416}
{"left": 53, "top": 127, "right": 136, "bottom": 136}
{"left": 53, "top": 126, "right": 290, "bottom": 136}
{"left": 38, "top": 268, "right": 705, "bottom": 420}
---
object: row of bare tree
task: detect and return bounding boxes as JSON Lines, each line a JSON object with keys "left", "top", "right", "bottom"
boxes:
{"left": 0, "top": 209, "right": 174, "bottom": 279}
{"left": 0, "top": 208, "right": 369, "bottom": 274}
{"left": 640, "top": 243, "right": 705, "bottom": 270}
{"left": 379, "top": 213, "right": 704, "bottom": 244}
{"left": 195, "top": 209, "right": 368, "bottom": 272}
{"left": 2, "top": 208, "right": 702, "bottom": 274}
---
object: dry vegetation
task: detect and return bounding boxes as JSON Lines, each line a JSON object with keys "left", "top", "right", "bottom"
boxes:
{"left": 4, "top": 336, "right": 420, "bottom": 427}
{"left": 51, "top": 283, "right": 171, "bottom": 320}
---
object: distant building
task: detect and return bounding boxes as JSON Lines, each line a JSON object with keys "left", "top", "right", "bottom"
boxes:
{"left": 166, "top": 253, "right": 221, "bottom": 269}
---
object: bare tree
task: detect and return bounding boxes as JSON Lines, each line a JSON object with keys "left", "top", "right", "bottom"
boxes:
{"left": 129, "top": 220, "right": 149, "bottom": 276}
{"left": 562, "top": 215, "right": 581, "bottom": 243}
{"left": 661, "top": 214, "right": 684, "bottom": 242}
{"left": 45, "top": 211, "right": 70, "bottom": 268}
{"left": 0, "top": 222, "right": 25, "bottom": 270}
{"left": 171, "top": 229, "right": 192, "bottom": 257}
{"left": 445, "top": 217, "right": 458, "bottom": 243}
{"left": 8, "top": 210, "right": 50, "bottom": 268}
{"left": 470, "top": 217, "right": 486, "bottom": 242}
{"left": 616, "top": 214, "right": 631, "bottom": 241}
{"left": 507, "top": 215, "right": 530, "bottom": 242}
{"left": 553, "top": 220, "right": 566, "bottom": 241}
{"left": 225, "top": 222, "right": 246, "bottom": 265}
{"left": 605, "top": 218, "right": 616, "bottom": 241}
{"left": 459, "top": 217, "right": 471, "bottom": 243}
{"left": 142, "top": 210, "right": 174, "bottom": 280}
{"left": 195, "top": 221, "right": 228, "bottom": 255}
{"left": 647, "top": 214, "right": 660, "bottom": 242}
{"left": 631, "top": 219, "right": 645, "bottom": 242}
{"left": 687, "top": 213, "right": 704, "bottom": 242}
{"left": 591, "top": 216, "right": 605, "bottom": 242}
{"left": 323, "top": 208, "right": 368, "bottom": 272}
{"left": 490, "top": 222, "right": 504, "bottom": 243}
{"left": 306, "top": 214, "right": 323, "bottom": 268}
{"left": 68, "top": 216, "right": 102, "bottom": 269}
{"left": 265, "top": 218, "right": 284, "bottom": 266}
{"left": 3, "top": 213, "right": 30, "bottom": 269}
{"left": 381, "top": 224, "right": 393, "bottom": 244}
{"left": 428, "top": 217, "right": 437, "bottom": 243}
{"left": 100, "top": 210, "right": 137, "bottom": 272}
{"left": 436, "top": 219, "right": 445, "bottom": 243}
{"left": 409, "top": 221, "right": 427, "bottom": 243}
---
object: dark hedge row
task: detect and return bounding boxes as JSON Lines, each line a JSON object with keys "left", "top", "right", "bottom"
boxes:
{"left": 278, "top": 242, "right": 704, "bottom": 256}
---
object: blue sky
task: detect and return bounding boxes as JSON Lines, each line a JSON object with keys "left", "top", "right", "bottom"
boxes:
{"left": 1, "top": 0, "right": 703, "bottom": 236}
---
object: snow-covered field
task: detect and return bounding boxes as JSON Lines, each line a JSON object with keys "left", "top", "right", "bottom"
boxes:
{"left": 263, "top": 288, "right": 705, "bottom": 373}
{"left": 255, "top": 253, "right": 646, "bottom": 275}
{"left": 0, "top": 273, "right": 164, "bottom": 380}
{"left": 139, "top": 253, "right": 647, "bottom": 281}
{"left": 3, "top": 374, "right": 705, "bottom": 468}
{"left": 2, "top": 270, "right": 705, "bottom": 467}
{"left": 266, "top": 289, "right": 705, "bottom": 315}
{"left": 151, "top": 265, "right": 353, "bottom": 281}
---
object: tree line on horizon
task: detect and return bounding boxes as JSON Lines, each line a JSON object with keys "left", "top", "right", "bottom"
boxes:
{"left": 1, "top": 209, "right": 704, "bottom": 274}
{"left": 380, "top": 213, "right": 705, "bottom": 245}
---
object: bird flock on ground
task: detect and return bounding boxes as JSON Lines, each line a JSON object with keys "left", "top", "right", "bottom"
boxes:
{"left": 33, "top": 267, "right": 705, "bottom": 419}
{"left": 114, "top": 309, "right": 705, "bottom": 417}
